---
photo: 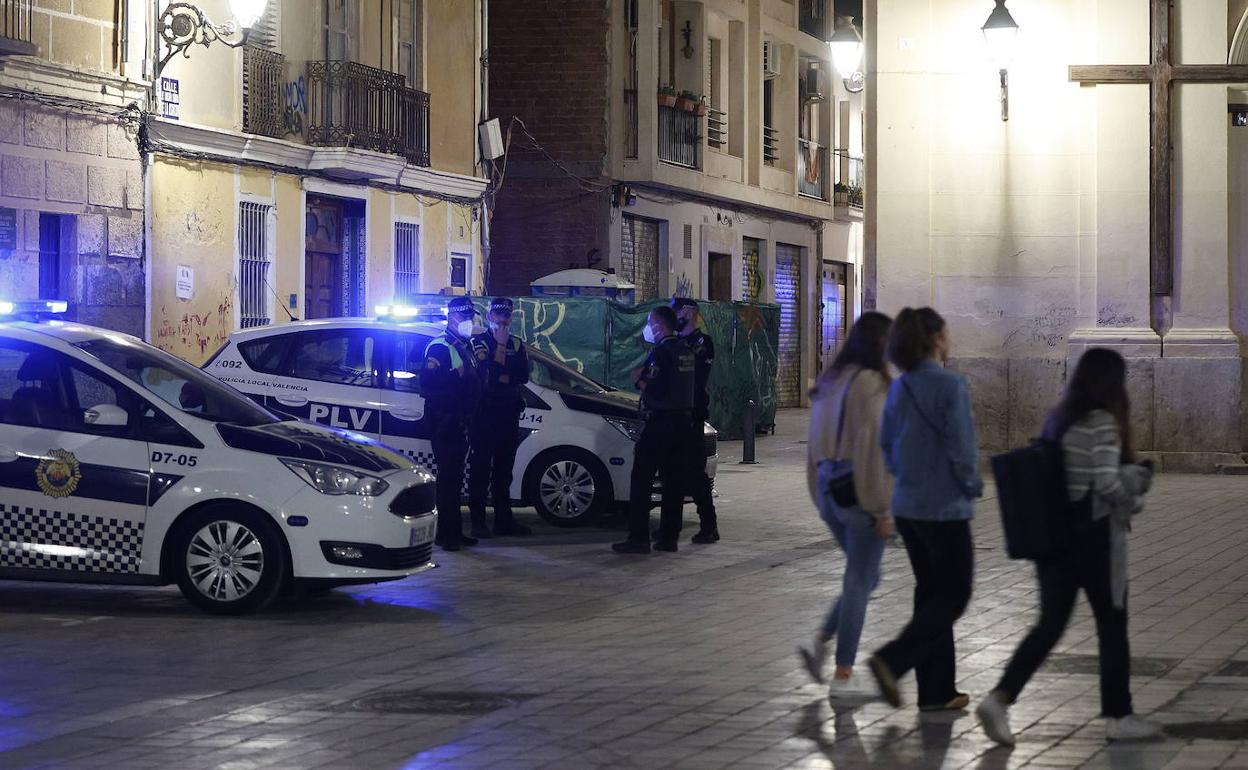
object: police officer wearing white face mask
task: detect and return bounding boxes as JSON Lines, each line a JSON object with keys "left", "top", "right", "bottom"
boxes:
{"left": 420, "top": 296, "right": 483, "bottom": 551}
{"left": 613, "top": 305, "right": 696, "bottom": 554}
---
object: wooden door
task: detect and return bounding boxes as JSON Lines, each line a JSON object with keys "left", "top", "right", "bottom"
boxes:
{"left": 305, "top": 252, "right": 342, "bottom": 319}
{"left": 708, "top": 252, "right": 732, "bottom": 301}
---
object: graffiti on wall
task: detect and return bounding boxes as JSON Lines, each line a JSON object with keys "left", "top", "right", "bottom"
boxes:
{"left": 155, "top": 295, "right": 234, "bottom": 361}
{"left": 283, "top": 75, "right": 306, "bottom": 137}
{"left": 674, "top": 273, "right": 694, "bottom": 299}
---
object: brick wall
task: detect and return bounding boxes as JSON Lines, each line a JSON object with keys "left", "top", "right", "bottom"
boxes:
{"left": 486, "top": 0, "right": 613, "bottom": 295}
{"left": 0, "top": 99, "right": 145, "bottom": 335}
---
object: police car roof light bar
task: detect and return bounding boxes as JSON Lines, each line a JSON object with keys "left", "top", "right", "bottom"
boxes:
{"left": 0, "top": 299, "right": 69, "bottom": 321}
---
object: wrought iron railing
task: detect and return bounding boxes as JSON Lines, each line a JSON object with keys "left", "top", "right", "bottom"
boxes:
{"left": 306, "top": 60, "right": 431, "bottom": 167}
{"left": 0, "top": 0, "right": 35, "bottom": 56}
{"left": 834, "top": 149, "right": 864, "bottom": 208}
{"left": 242, "top": 47, "right": 285, "bottom": 139}
{"left": 658, "top": 103, "right": 699, "bottom": 169}
{"left": 762, "top": 125, "right": 780, "bottom": 164}
{"left": 798, "top": 138, "right": 827, "bottom": 200}
{"left": 707, "top": 106, "right": 727, "bottom": 150}
{"left": 799, "top": 0, "right": 829, "bottom": 41}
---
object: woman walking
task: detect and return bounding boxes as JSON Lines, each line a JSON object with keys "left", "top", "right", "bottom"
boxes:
{"left": 799, "top": 312, "right": 895, "bottom": 697}
{"left": 867, "top": 307, "right": 982, "bottom": 711}
{"left": 976, "top": 349, "right": 1159, "bottom": 745}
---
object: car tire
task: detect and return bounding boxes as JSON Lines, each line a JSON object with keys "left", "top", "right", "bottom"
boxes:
{"left": 525, "top": 447, "right": 613, "bottom": 528}
{"left": 171, "top": 505, "right": 288, "bottom": 615}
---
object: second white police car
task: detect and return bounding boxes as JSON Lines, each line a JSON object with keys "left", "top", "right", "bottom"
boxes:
{"left": 205, "top": 317, "right": 719, "bottom": 526}
{"left": 0, "top": 303, "right": 438, "bottom": 614}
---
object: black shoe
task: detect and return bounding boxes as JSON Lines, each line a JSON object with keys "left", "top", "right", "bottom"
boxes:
{"left": 653, "top": 540, "right": 678, "bottom": 552}
{"left": 691, "top": 529, "right": 720, "bottom": 544}
{"left": 869, "top": 655, "right": 902, "bottom": 708}
{"left": 461, "top": 534, "right": 479, "bottom": 547}
{"left": 612, "top": 540, "right": 652, "bottom": 554}
{"left": 470, "top": 523, "right": 493, "bottom": 540}
{"left": 494, "top": 521, "right": 532, "bottom": 537}
{"left": 919, "top": 693, "right": 970, "bottom": 712}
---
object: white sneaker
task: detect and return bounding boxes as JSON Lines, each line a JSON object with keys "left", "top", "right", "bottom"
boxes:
{"left": 827, "top": 673, "right": 873, "bottom": 700}
{"left": 798, "top": 639, "right": 828, "bottom": 684}
{"left": 976, "top": 695, "right": 1015, "bottom": 747}
{"left": 1105, "top": 714, "right": 1163, "bottom": 741}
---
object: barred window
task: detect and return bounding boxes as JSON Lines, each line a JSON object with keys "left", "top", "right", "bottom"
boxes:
{"left": 238, "top": 201, "right": 273, "bottom": 329}
{"left": 394, "top": 222, "right": 420, "bottom": 301}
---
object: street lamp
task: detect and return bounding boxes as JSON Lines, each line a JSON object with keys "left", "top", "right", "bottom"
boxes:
{"left": 981, "top": 0, "right": 1020, "bottom": 121}
{"left": 828, "top": 15, "right": 864, "bottom": 93}
{"left": 154, "top": 0, "right": 270, "bottom": 81}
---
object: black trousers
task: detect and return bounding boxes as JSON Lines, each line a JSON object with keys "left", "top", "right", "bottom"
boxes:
{"left": 686, "top": 416, "right": 716, "bottom": 532}
{"left": 468, "top": 408, "right": 521, "bottom": 527}
{"left": 626, "top": 412, "right": 691, "bottom": 544}
{"left": 996, "top": 518, "right": 1133, "bottom": 718}
{"left": 875, "top": 518, "right": 974, "bottom": 706}
{"left": 430, "top": 418, "right": 468, "bottom": 545}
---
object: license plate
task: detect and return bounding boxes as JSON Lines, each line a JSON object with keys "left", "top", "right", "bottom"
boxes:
{"left": 409, "top": 517, "right": 435, "bottom": 546}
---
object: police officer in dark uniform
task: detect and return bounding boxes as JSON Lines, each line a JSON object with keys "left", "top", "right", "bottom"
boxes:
{"left": 612, "top": 305, "right": 696, "bottom": 554}
{"left": 672, "top": 297, "right": 719, "bottom": 543}
{"left": 467, "top": 297, "right": 533, "bottom": 539}
{"left": 420, "top": 296, "right": 481, "bottom": 551}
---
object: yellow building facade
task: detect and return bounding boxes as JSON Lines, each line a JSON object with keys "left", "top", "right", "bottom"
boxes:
{"left": 146, "top": 0, "right": 489, "bottom": 363}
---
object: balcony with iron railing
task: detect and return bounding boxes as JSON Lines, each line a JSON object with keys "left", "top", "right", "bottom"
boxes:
{"left": 797, "top": 138, "right": 827, "bottom": 200}
{"left": 833, "top": 149, "right": 864, "bottom": 209}
{"left": 762, "top": 125, "right": 780, "bottom": 165}
{"left": 242, "top": 54, "right": 431, "bottom": 167}
{"left": 707, "top": 107, "right": 727, "bottom": 151}
{"left": 0, "top": 0, "right": 36, "bottom": 57}
{"left": 658, "top": 102, "right": 700, "bottom": 169}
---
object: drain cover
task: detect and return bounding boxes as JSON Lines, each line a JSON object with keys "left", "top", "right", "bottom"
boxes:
{"left": 1165, "top": 720, "right": 1248, "bottom": 741}
{"left": 339, "top": 691, "right": 530, "bottom": 716}
{"left": 1044, "top": 654, "right": 1176, "bottom": 677}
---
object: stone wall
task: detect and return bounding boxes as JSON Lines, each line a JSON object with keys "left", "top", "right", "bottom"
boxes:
{"left": 0, "top": 99, "right": 144, "bottom": 336}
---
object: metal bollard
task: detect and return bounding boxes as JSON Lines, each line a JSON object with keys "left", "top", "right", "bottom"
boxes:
{"left": 740, "top": 399, "right": 759, "bottom": 464}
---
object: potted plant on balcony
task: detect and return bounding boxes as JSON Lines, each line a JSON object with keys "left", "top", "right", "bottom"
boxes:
{"left": 695, "top": 95, "right": 709, "bottom": 117}
{"left": 833, "top": 182, "right": 849, "bottom": 206}
{"left": 847, "top": 183, "right": 864, "bottom": 207}
{"left": 658, "top": 85, "right": 678, "bottom": 108}
{"left": 676, "top": 90, "right": 699, "bottom": 112}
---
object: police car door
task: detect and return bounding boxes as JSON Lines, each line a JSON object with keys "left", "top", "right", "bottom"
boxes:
{"left": 375, "top": 331, "right": 435, "bottom": 468}
{"left": 266, "top": 328, "right": 384, "bottom": 440}
{"left": 0, "top": 339, "right": 149, "bottom": 576}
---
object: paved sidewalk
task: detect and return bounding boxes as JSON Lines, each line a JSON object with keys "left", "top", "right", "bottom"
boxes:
{"left": 2, "top": 409, "right": 1247, "bottom": 769}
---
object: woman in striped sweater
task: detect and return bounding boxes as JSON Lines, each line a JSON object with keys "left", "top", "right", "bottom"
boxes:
{"left": 977, "top": 348, "right": 1160, "bottom": 745}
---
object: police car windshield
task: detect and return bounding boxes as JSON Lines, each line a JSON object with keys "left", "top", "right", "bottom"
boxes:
{"left": 527, "top": 349, "right": 608, "bottom": 395}
{"left": 74, "top": 339, "right": 281, "bottom": 426}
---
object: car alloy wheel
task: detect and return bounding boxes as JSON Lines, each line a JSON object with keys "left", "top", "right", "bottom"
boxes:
{"left": 539, "top": 460, "right": 596, "bottom": 520}
{"left": 186, "top": 520, "right": 266, "bottom": 602}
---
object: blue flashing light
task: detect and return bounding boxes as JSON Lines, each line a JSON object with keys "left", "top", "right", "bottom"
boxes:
{"left": 0, "top": 300, "right": 70, "bottom": 321}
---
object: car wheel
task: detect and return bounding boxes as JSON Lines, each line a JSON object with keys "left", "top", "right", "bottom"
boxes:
{"left": 172, "top": 505, "right": 288, "bottom": 615}
{"left": 526, "top": 448, "right": 612, "bottom": 527}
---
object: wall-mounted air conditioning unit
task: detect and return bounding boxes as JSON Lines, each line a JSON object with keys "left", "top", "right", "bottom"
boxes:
{"left": 762, "top": 40, "right": 779, "bottom": 80}
{"left": 804, "top": 67, "right": 825, "bottom": 102}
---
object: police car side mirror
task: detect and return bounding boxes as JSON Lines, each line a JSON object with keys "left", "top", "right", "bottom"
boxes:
{"left": 84, "top": 403, "right": 129, "bottom": 428}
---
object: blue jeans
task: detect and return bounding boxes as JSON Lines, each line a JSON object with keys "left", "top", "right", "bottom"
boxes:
{"left": 816, "top": 459, "right": 886, "bottom": 668}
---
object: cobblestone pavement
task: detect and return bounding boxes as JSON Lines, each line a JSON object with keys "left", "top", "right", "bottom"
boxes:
{"left": 2, "top": 409, "right": 1248, "bottom": 769}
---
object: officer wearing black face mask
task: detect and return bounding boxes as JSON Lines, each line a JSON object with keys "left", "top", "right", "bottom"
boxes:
{"left": 467, "top": 297, "right": 533, "bottom": 539}
{"left": 420, "top": 296, "right": 482, "bottom": 551}
{"left": 612, "top": 305, "right": 695, "bottom": 554}
{"left": 671, "top": 297, "right": 719, "bottom": 543}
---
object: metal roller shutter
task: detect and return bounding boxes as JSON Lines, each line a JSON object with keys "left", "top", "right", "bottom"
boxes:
{"left": 621, "top": 214, "right": 660, "bottom": 301}
{"left": 775, "top": 243, "right": 802, "bottom": 407}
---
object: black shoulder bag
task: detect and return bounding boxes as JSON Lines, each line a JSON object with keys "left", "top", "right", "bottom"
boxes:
{"left": 826, "top": 370, "right": 863, "bottom": 508}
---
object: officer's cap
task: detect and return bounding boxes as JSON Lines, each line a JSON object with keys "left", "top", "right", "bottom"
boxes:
{"left": 447, "top": 296, "right": 479, "bottom": 316}
{"left": 670, "top": 297, "right": 699, "bottom": 311}
{"left": 489, "top": 297, "right": 514, "bottom": 314}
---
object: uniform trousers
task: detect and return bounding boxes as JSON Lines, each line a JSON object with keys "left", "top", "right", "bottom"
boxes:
{"left": 468, "top": 406, "right": 522, "bottom": 528}
{"left": 430, "top": 415, "right": 468, "bottom": 546}
{"left": 626, "top": 411, "right": 691, "bottom": 544}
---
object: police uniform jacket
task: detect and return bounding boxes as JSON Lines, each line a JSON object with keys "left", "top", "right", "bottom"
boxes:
{"left": 685, "top": 329, "right": 715, "bottom": 421}
{"left": 419, "top": 331, "right": 481, "bottom": 422}
{"left": 470, "top": 332, "right": 530, "bottom": 413}
{"left": 637, "top": 335, "right": 695, "bottom": 416}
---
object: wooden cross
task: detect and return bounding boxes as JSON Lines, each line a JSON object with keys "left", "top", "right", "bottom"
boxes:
{"left": 1070, "top": 0, "right": 1248, "bottom": 298}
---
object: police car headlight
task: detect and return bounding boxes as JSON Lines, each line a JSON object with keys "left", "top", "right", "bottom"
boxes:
{"left": 280, "top": 459, "right": 391, "bottom": 496}
{"left": 604, "top": 416, "right": 644, "bottom": 442}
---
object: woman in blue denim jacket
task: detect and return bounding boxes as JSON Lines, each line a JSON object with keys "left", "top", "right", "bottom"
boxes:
{"left": 868, "top": 307, "right": 983, "bottom": 712}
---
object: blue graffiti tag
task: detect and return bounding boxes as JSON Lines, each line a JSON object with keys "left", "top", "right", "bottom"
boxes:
{"left": 282, "top": 76, "right": 306, "bottom": 136}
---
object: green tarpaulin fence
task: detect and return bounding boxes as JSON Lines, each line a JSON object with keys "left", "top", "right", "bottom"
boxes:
{"left": 403, "top": 295, "right": 779, "bottom": 439}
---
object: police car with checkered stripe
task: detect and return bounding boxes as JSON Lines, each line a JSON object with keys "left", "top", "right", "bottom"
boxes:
{"left": 204, "top": 313, "right": 718, "bottom": 527}
{"left": 0, "top": 302, "right": 438, "bottom": 614}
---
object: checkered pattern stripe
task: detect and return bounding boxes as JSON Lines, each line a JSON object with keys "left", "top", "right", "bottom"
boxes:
{"left": 0, "top": 504, "right": 144, "bottom": 573}
{"left": 400, "top": 449, "right": 477, "bottom": 496}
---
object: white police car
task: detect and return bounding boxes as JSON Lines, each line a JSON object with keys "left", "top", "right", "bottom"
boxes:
{"left": 204, "top": 317, "right": 718, "bottom": 527}
{"left": 0, "top": 302, "right": 438, "bottom": 614}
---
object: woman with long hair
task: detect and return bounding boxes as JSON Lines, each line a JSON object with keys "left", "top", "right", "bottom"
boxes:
{"left": 799, "top": 311, "right": 895, "bottom": 697}
{"left": 867, "top": 307, "right": 982, "bottom": 712}
{"left": 977, "top": 348, "right": 1159, "bottom": 744}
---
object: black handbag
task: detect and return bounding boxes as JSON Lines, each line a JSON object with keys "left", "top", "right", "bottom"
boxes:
{"left": 826, "top": 371, "right": 862, "bottom": 508}
{"left": 991, "top": 439, "right": 1091, "bottom": 560}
